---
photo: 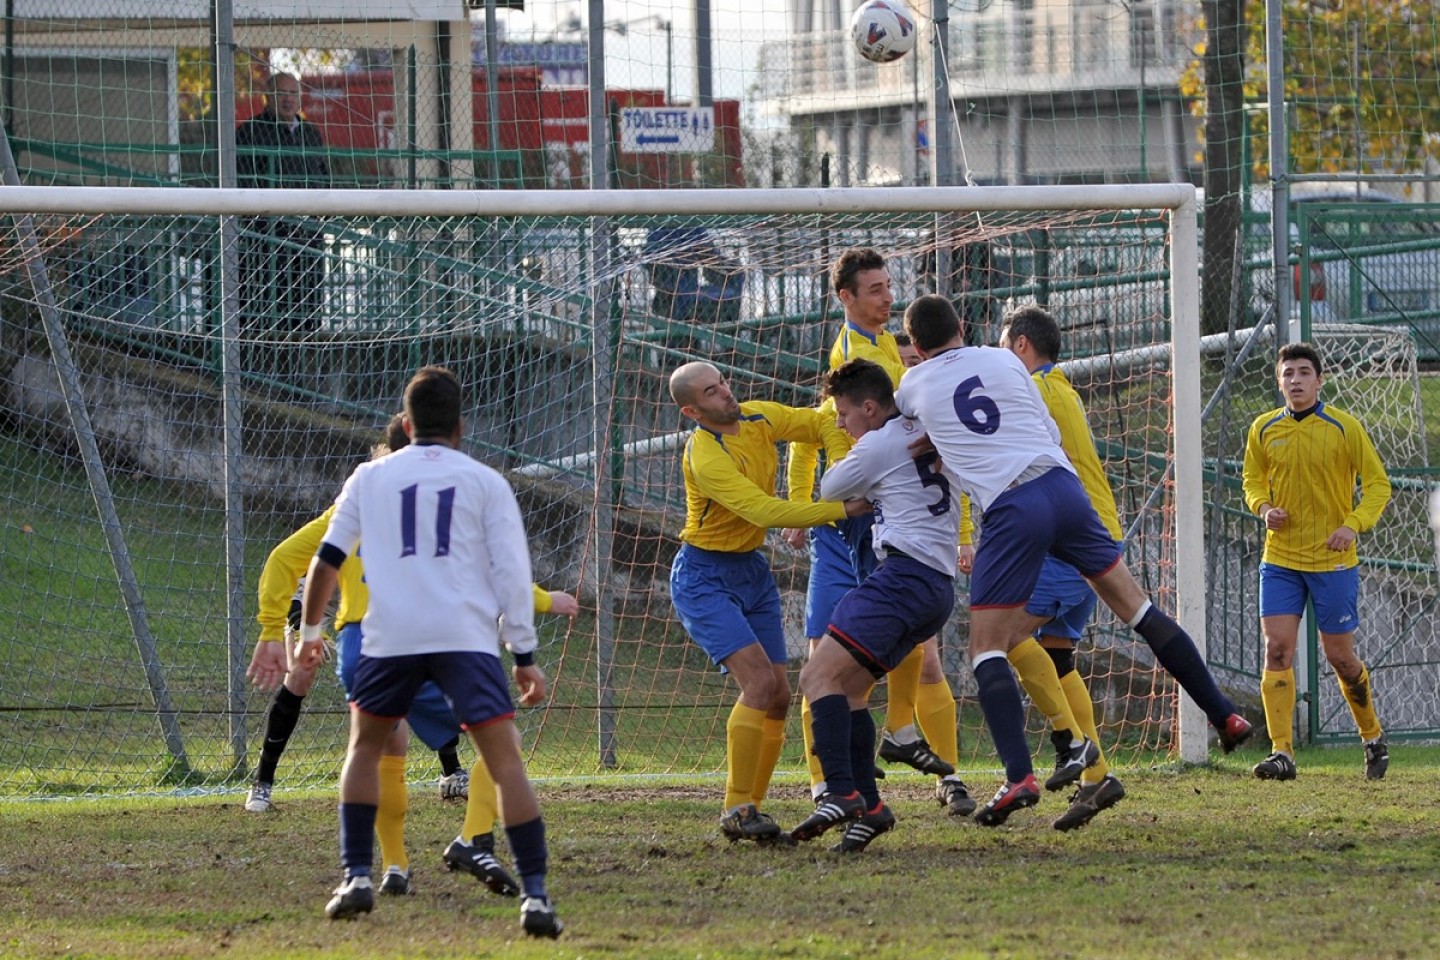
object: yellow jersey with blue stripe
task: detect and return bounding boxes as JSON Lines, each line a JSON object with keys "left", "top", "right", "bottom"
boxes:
{"left": 257, "top": 505, "right": 552, "bottom": 641}
{"left": 1031, "top": 364, "right": 1123, "bottom": 540}
{"left": 787, "top": 322, "right": 904, "bottom": 502}
{"left": 681, "top": 400, "right": 852, "bottom": 553}
{"left": 1241, "top": 401, "right": 1390, "bottom": 572}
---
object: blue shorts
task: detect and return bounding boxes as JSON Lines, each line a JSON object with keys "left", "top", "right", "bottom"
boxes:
{"left": 670, "top": 544, "right": 787, "bottom": 666}
{"left": 349, "top": 649, "right": 515, "bottom": 730}
{"left": 827, "top": 554, "right": 955, "bottom": 678}
{"left": 1026, "top": 554, "right": 1103, "bottom": 641}
{"left": 1259, "top": 563, "right": 1361, "bottom": 634}
{"left": 805, "top": 524, "right": 860, "bottom": 638}
{"left": 336, "top": 623, "right": 462, "bottom": 750}
{"left": 839, "top": 514, "right": 879, "bottom": 582}
{"left": 804, "top": 518, "right": 879, "bottom": 637}
{"left": 970, "top": 468, "right": 1123, "bottom": 609}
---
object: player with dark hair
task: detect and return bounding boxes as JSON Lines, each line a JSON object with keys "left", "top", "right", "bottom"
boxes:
{"left": 246, "top": 415, "right": 576, "bottom": 894}
{"left": 295, "top": 366, "right": 562, "bottom": 937}
{"left": 1241, "top": 341, "right": 1391, "bottom": 781}
{"left": 899, "top": 296, "right": 1251, "bottom": 826}
{"left": 791, "top": 358, "right": 961, "bottom": 852}
{"left": 785, "top": 248, "right": 975, "bottom": 820}
{"left": 893, "top": 332, "right": 922, "bottom": 369}
{"left": 997, "top": 305, "right": 1127, "bottom": 829}
{"left": 668, "top": 360, "right": 870, "bottom": 842}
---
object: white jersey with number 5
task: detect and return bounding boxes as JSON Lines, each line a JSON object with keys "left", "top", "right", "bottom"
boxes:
{"left": 321, "top": 442, "right": 537, "bottom": 659}
{"left": 819, "top": 414, "right": 960, "bottom": 578}
{"left": 894, "top": 345, "right": 1072, "bottom": 514}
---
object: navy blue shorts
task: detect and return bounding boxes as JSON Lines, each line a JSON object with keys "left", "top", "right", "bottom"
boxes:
{"left": 970, "top": 468, "right": 1123, "bottom": 609}
{"left": 349, "top": 649, "right": 515, "bottom": 730}
{"left": 670, "top": 544, "right": 787, "bottom": 666}
{"left": 827, "top": 554, "right": 955, "bottom": 678}
{"left": 1025, "top": 554, "right": 1103, "bottom": 641}
{"left": 336, "top": 623, "right": 461, "bottom": 750}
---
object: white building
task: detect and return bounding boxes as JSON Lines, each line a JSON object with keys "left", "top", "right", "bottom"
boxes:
{"left": 762, "top": 0, "right": 1200, "bottom": 187}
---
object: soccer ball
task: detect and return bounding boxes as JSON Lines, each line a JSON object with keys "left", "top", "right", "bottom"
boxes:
{"left": 851, "top": 0, "right": 918, "bottom": 64}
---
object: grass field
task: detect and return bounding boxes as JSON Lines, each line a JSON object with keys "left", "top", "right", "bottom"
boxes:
{"left": 3, "top": 745, "right": 1438, "bottom": 960}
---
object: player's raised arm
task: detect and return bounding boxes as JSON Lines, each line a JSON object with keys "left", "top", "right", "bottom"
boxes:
{"left": 688, "top": 436, "right": 850, "bottom": 529}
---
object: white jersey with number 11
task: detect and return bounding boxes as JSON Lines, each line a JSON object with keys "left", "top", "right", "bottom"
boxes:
{"left": 321, "top": 442, "right": 537, "bottom": 660}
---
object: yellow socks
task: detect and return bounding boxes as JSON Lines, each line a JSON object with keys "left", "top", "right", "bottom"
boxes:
{"left": 724, "top": 701, "right": 767, "bottom": 811}
{"left": 751, "top": 717, "right": 786, "bottom": 806}
{"left": 1340, "top": 663, "right": 1382, "bottom": 743}
{"left": 461, "top": 758, "right": 499, "bottom": 841}
{"left": 915, "top": 680, "right": 958, "bottom": 769}
{"left": 1059, "top": 669, "right": 1110, "bottom": 783}
{"left": 884, "top": 647, "right": 924, "bottom": 733}
{"left": 1008, "top": 638, "right": 1081, "bottom": 739}
{"left": 801, "top": 698, "right": 825, "bottom": 793}
{"left": 1261, "top": 668, "right": 1296, "bottom": 756}
{"left": 376, "top": 754, "right": 409, "bottom": 871}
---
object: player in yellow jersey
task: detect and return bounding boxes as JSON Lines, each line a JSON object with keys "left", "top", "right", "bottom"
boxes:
{"left": 245, "top": 414, "right": 577, "bottom": 893}
{"left": 668, "top": 361, "right": 871, "bottom": 842}
{"left": 997, "top": 307, "right": 1127, "bottom": 828}
{"left": 999, "top": 305, "right": 1261, "bottom": 826}
{"left": 784, "top": 249, "right": 974, "bottom": 820}
{"left": 1241, "top": 341, "right": 1391, "bottom": 781}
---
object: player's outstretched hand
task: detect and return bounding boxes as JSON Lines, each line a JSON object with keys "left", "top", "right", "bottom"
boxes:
{"left": 547, "top": 591, "right": 580, "bottom": 617}
{"left": 514, "top": 664, "right": 548, "bottom": 706}
{"left": 957, "top": 543, "right": 976, "bottom": 576}
{"left": 292, "top": 637, "right": 328, "bottom": 672}
{"left": 246, "top": 641, "right": 287, "bottom": 691}
{"left": 843, "top": 498, "right": 874, "bottom": 518}
{"left": 781, "top": 527, "right": 807, "bottom": 549}
{"left": 1324, "top": 525, "right": 1358, "bottom": 551}
{"left": 906, "top": 433, "right": 938, "bottom": 465}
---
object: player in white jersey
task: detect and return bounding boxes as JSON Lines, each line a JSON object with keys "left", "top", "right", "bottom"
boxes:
{"left": 790, "top": 359, "right": 960, "bottom": 852}
{"left": 897, "top": 296, "right": 1252, "bottom": 826}
{"left": 293, "top": 366, "right": 562, "bottom": 938}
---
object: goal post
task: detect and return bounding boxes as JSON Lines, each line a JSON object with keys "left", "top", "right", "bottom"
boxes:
{"left": 0, "top": 182, "right": 1212, "bottom": 796}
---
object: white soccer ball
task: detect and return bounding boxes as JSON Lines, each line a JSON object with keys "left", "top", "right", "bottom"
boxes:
{"left": 851, "top": 0, "right": 919, "bottom": 64}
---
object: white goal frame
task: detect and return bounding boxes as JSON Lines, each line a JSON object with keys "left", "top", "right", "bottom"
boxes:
{"left": 0, "top": 183, "right": 1208, "bottom": 764}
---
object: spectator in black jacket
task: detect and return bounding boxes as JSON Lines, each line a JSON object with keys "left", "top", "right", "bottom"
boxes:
{"left": 236, "top": 72, "right": 330, "bottom": 336}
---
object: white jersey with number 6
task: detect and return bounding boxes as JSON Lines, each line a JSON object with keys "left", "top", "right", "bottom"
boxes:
{"left": 819, "top": 414, "right": 960, "bottom": 578}
{"left": 894, "top": 345, "right": 1072, "bottom": 514}
{"left": 320, "top": 442, "right": 537, "bottom": 659}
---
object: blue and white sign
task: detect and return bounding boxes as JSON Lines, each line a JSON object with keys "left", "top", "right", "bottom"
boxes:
{"left": 619, "top": 107, "right": 716, "bottom": 154}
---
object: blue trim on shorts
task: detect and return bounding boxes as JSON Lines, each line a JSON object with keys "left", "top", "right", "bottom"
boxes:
{"left": 1259, "top": 562, "right": 1361, "bottom": 634}
{"left": 670, "top": 544, "right": 787, "bottom": 666}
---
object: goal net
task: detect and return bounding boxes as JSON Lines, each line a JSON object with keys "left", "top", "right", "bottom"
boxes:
{"left": 0, "top": 184, "right": 1210, "bottom": 797}
{"left": 1203, "top": 322, "right": 1440, "bottom": 745}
